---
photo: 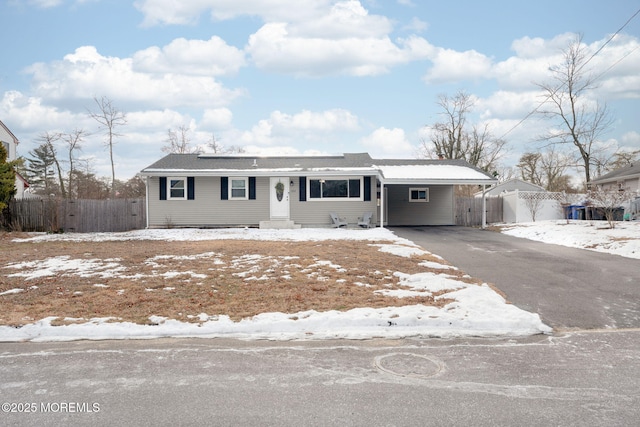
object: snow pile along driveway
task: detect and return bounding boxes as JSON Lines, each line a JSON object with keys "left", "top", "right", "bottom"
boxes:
{"left": 501, "top": 220, "right": 640, "bottom": 259}
{"left": 1, "top": 228, "right": 551, "bottom": 342}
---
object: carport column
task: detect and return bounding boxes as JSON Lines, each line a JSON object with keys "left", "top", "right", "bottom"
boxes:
{"left": 481, "top": 184, "right": 487, "bottom": 229}
{"left": 379, "top": 179, "right": 385, "bottom": 228}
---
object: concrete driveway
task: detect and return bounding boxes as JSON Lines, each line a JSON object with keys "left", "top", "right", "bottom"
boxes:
{"left": 391, "top": 226, "right": 640, "bottom": 331}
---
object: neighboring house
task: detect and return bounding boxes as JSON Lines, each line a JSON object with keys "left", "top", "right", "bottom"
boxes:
{"left": 139, "top": 152, "right": 497, "bottom": 228}
{"left": 474, "top": 178, "right": 545, "bottom": 197}
{"left": 0, "top": 119, "right": 29, "bottom": 198}
{"left": 590, "top": 164, "right": 640, "bottom": 194}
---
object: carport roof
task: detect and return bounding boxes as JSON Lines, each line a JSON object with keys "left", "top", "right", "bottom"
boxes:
{"left": 139, "top": 152, "right": 498, "bottom": 185}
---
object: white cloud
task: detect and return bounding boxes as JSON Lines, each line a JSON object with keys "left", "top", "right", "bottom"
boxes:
{"left": 423, "top": 47, "right": 492, "bottom": 84}
{"left": 621, "top": 131, "right": 640, "bottom": 147}
{"left": 402, "top": 17, "right": 428, "bottom": 33}
{"left": 226, "top": 109, "right": 360, "bottom": 147}
{"left": 290, "top": 1, "right": 393, "bottom": 39}
{"left": 247, "top": 23, "right": 431, "bottom": 76}
{"left": 359, "top": 127, "right": 414, "bottom": 157}
{"left": 25, "top": 46, "right": 245, "bottom": 109}
{"left": 0, "top": 91, "right": 82, "bottom": 133}
{"left": 132, "top": 36, "right": 246, "bottom": 76}
{"left": 201, "top": 108, "right": 234, "bottom": 130}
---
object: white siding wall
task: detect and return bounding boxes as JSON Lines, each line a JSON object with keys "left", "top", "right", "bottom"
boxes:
{"left": 599, "top": 178, "right": 640, "bottom": 193}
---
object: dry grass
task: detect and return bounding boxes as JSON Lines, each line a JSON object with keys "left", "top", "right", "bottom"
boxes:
{"left": 0, "top": 233, "right": 481, "bottom": 326}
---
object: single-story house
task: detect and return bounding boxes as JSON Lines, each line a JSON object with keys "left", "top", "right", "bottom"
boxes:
{"left": 1, "top": 119, "right": 29, "bottom": 199}
{"left": 138, "top": 152, "right": 497, "bottom": 228}
{"left": 589, "top": 163, "right": 640, "bottom": 194}
{"left": 474, "top": 178, "right": 545, "bottom": 198}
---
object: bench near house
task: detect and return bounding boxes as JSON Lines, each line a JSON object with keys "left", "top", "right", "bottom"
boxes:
{"left": 139, "top": 152, "right": 497, "bottom": 228}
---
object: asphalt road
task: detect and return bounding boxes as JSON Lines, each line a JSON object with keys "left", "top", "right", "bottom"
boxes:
{"left": 391, "top": 226, "right": 640, "bottom": 331}
{"left": 1, "top": 333, "right": 639, "bottom": 427}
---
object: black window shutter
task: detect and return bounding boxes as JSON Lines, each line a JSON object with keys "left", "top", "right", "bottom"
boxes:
{"left": 187, "top": 177, "right": 195, "bottom": 200}
{"left": 221, "top": 177, "right": 228, "bottom": 200}
{"left": 249, "top": 177, "right": 256, "bottom": 200}
{"left": 159, "top": 177, "right": 167, "bottom": 200}
{"left": 363, "top": 176, "right": 371, "bottom": 201}
{"left": 299, "top": 176, "right": 306, "bottom": 201}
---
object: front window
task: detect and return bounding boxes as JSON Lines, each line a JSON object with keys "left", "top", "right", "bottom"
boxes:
{"left": 409, "top": 187, "right": 429, "bottom": 202}
{"left": 230, "top": 178, "right": 248, "bottom": 200}
{"left": 169, "top": 178, "right": 186, "bottom": 199}
{"left": 309, "top": 178, "right": 361, "bottom": 200}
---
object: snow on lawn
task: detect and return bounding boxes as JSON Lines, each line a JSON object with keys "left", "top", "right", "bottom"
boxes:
{"left": 1, "top": 227, "right": 551, "bottom": 342}
{"left": 500, "top": 220, "right": 640, "bottom": 259}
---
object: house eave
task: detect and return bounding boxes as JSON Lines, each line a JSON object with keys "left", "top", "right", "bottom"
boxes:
{"left": 139, "top": 167, "right": 379, "bottom": 177}
{"left": 382, "top": 178, "right": 498, "bottom": 186}
{"left": 590, "top": 173, "right": 640, "bottom": 185}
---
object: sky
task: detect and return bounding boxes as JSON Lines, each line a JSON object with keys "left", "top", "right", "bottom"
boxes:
{"left": 1, "top": 0, "right": 639, "bottom": 181}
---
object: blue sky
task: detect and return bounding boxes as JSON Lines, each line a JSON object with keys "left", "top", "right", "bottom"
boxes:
{"left": 1, "top": 0, "right": 639, "bottom": 181}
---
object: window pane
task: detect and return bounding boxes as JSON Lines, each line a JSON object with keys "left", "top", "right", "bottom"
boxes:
{"left": 323, "top": 180, "right": 348, "bottom": 198}
{"left": 170, "top": 179, "right": 185, "bottom": 198}
{"left": 309, "top": 180, "right": 321, "bottom": 198}
{"left": 231, "top": 179, "right": 246, "bottom": 198}
{"left": 231, "top": 179, "right": 245, "bottom": 189}
{"left": 349, "top": 179, "right": 360, "bottom": 198}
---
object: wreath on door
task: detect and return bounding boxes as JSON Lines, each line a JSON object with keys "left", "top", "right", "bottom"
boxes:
{"left": 275, "top": 180, "right": 285, "bottom": 202}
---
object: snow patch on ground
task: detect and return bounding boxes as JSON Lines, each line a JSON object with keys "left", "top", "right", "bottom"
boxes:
{"left": 0, "top": 227, "right": 555, "bottom": 342}
{"left": 501, "top": 220, "right": 640, "bottom": 259}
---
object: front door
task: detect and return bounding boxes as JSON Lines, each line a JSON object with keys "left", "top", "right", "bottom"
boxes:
{"left": 270, "top": 177, "right": 290, "bottom": 220}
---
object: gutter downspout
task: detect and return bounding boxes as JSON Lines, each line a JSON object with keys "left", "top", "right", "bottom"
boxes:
{"left": 481, "top": 184, "right": 487, "bottom": 229}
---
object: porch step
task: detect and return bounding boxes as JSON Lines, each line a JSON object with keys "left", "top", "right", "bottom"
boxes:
{"left": 259, "top": 220, "right": 302, "bottom": 229}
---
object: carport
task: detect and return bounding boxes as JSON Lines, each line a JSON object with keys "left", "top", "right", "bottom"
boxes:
{"left": 374, "top": 161, "right": 498, "bottom": 227}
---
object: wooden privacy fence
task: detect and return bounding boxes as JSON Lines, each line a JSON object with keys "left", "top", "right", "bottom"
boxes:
{"left": 5, "top": 198, "right": 146, "bottom": 233}
{"left": 455, "top": 196, "right": 503, "bottom": 226}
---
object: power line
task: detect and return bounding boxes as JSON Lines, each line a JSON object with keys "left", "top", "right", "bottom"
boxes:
{"left": 497, "top": 7, "right": 640, "bottom": 141}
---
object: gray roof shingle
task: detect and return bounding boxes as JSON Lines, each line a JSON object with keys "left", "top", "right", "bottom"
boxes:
{"left": 590, "top": 163, "right": 640, "bottom": 184}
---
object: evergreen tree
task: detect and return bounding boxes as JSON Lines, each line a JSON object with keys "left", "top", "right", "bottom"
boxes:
{"left": 0, "top": 143, "right": 17, "bottom": 211}
{"left": 25, "top": 144, "right": 57, "bottom": 196}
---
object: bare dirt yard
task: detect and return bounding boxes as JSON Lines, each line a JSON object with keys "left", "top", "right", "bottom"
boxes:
{"left": 0, "top": 233, "right": 483, "bottom": 327}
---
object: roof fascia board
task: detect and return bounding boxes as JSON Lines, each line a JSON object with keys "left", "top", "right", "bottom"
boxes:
{"left": 139, "top": 168, "right": 379, "bottom": 177}
{"left": 383, "top": 178, "right": 498, "bottom": 185}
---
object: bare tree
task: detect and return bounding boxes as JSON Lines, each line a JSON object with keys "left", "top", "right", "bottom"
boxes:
{"left": 420, "top": 91, "right": 507, "bottom": 173}
{"left": 207, "top": 132, "right": 224, "bottom": 153}
{"left": 62, "top": 129, "right": 88, "bottom": 198}
{"left": 523, "top": 193, "right": 544, "bottom": 222}
{"left": 88, "top": 96, "right": 127, "bottom": 196}
{"left": 536, "top": 34, "right": 614, "bottom": 185}
{"left": 162, "top": 125, "right": 200, "bottom": 154}
{"left": 517, "top": 152, "right": 543, "bottom": 187}
{"left": 206, "top": 132, "right": 245, "bottom": 154}
{"left": 539, "top": 146, "right": 572, "bottom": 192}
{"left": 588, "top": 188, "right": 632, "bottom": 229}
{"left": 606, "top": 149, "right": 640, "bottom": 171}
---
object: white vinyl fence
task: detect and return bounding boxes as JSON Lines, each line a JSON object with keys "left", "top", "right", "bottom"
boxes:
{"left": 502, "top": 190, "right": 567, "bottom": 223}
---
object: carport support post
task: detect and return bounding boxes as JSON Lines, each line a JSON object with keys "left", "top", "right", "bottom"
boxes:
{"left": 481, "top": 184, "right": 487, "bottom": 229}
